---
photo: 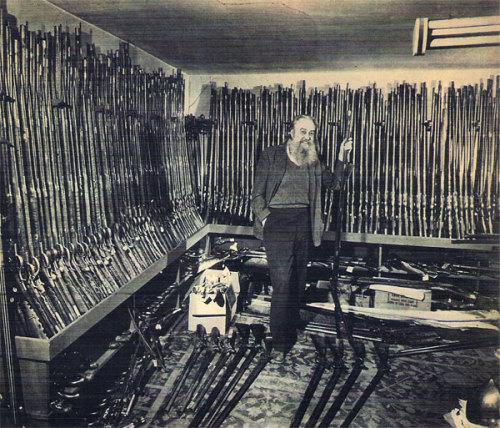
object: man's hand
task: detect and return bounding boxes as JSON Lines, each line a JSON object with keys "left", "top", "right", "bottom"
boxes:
{"left": 262, "top": 217, "right": 267, "bottom": 227}
{"left": 338, "top": 137, "right": 353, "bottom": 162}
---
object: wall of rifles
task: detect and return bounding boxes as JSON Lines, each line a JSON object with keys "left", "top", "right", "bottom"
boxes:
{"left": 0, "top": 18, "right": 203, "bottom": 339}
{"left": 0, "top": 17, "right": 498, "bottom": 339}
{"left": 188, "top": 80, "right": 498, "bottom": 238}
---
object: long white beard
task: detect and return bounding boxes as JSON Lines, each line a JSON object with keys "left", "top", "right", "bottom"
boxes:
{"left": 290, "top": 140, "right": 318, "bottom": 167}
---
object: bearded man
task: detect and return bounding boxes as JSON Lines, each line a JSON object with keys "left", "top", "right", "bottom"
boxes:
{"left": 251, "top": 114, "right": 352, "bottom": 360}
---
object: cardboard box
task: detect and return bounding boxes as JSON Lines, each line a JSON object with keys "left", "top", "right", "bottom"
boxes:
{"left": 188, "top": 268, "right": 240, "bottom": 333}
{"left": 354, "top": 292, "right": 373, "bottom": 308}
{"left": 371, "top": 284, "right": 431, "bottom": 311}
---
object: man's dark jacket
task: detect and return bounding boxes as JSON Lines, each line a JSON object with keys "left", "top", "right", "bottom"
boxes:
{"left": 251, "top": 144, "right": 346, "bottom": 247}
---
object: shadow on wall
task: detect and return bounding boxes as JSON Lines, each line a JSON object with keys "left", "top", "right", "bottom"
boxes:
{"left": 4, "top": 0, "right": 176, "bottom": 73}
{"left": 193, "top": 84, "right": 213, "bottom": 117}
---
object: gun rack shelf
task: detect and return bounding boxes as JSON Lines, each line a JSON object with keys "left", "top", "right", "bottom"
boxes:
{"left": 14, "top": 226, "right": 209, "bottom": 419}
{"left": 13, "top": 224, "right": 497, "bottom": 419}
{"left": 15, "top": 226, "right": 209, "bottom": 362}
{"left": 15, "top": 225, "right": 496, "bottom": 361}
{"left": 208, "top": 224, "right": 499, "bottom": 251}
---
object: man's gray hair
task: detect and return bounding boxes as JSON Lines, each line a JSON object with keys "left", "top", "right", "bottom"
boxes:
{"left": 289, "top": 115, "right": 318, "bottom": 132}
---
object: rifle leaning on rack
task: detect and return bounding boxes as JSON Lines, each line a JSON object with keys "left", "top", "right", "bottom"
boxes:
{"left": 0, "top": 198, "right": 26, "bottom": 427}
{"left": 290, "top": 334, "right": 328, "bottom": 428}
{"left": 314, "top": 110, "right": 368, "bottom": 427}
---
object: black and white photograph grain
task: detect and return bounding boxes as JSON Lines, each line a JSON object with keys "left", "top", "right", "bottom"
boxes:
{"left": 0, "top": 1, "right": 499, "bottom": 427}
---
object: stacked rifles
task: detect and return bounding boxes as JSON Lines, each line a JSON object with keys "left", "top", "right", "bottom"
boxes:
{"left": 190, "top": 80, "right": 499, "bottom": 238}
{"left": 0, "top": 16, "right": 203, "bottom": 339}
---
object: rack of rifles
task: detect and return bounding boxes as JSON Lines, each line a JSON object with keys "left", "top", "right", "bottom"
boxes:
{"left": 0, "top": 15, "right": 203, "bottom": 340}
{"left": 187, "top": 79, "right": 498, "bottom": 239}
{"left": 0, "top": 12, "right": 499, "bottom": 349}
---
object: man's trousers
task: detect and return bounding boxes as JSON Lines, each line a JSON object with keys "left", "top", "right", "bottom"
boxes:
{"left": 263, "top": 207, "right": 311, "bottom": 353}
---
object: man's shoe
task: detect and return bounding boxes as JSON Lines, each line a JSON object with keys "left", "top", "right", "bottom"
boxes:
{"left": 297, "top": 319, "right": 309, "bottom": 330}
{"left": 273, "top": 352, "right": 288, "bottom": 364}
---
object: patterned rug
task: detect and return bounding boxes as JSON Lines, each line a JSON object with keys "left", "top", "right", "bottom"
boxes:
{"left": 129, "top": 319, "right": 499, "bottom": 428}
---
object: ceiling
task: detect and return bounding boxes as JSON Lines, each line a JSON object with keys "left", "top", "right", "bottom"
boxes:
{"left": 44, "top": 0, "right": 499, "bottom": 74}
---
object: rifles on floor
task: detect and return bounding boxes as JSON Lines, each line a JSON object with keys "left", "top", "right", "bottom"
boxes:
{"left": 290, "top": 334, "right": 329, "bottom": 428}
{"left": 49, "top": 277, "right": 185, "bottom": 426}
{"left": 186, "top": 323, "right": 269, "bottom": 428}
{"left": 207, "top": 335, "right": 273, "bottom": 428}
